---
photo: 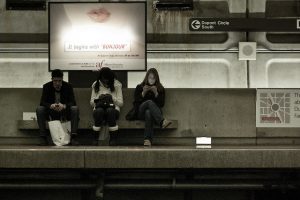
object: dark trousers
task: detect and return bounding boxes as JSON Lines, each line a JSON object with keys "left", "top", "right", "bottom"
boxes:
{"left": 138, "top": 100, "right": 163, "bottom": 141}
{"left": 93, "top": 107, "right": 119, "bottom": 127}
{"left": 36, "top": 106, "right": 79, "bottom": 136}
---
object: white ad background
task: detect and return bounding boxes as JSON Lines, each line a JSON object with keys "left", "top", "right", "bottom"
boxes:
{"left": 49, "top": 2, "right": 146, "bottom": 71}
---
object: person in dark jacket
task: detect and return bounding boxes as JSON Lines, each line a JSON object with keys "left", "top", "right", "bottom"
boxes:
{"left": 134, "top": 68, "right": 172, "bottom": 146}
{"left": 36, "top": 69, "right": 79, "bottom": 145}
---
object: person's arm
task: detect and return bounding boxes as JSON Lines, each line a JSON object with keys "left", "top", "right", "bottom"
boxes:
{"left": 112, "top": 83, "right": 123, "bottom": 107}
{"left": 40, "top": 84, "right": 51, "bottom": 108}
{"left": 90, "top": 87, "right": 97, "bottom": 108}
{"left": 154, "top": 87, "right": 165, "bottom": 107}
{"left": 134, "top": 84, "right": 144, "bottom": 105}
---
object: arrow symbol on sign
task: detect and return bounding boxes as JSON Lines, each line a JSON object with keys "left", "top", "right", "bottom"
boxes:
{"left": 191, "top": 20, "right": 201, "bottom": 30}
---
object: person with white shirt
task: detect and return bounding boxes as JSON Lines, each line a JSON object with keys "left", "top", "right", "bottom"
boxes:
{"left": 90, "top": 67, "right": 123, "bottom": 135}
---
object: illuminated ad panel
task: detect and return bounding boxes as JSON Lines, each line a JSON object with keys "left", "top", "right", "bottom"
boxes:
{"left": 49, "top": 2, "right": 146, "bottom": 71}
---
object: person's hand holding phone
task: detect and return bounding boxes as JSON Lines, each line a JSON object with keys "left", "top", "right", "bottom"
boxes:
{"left": 50, "top": 104, "right": 57, "bottom": 110}
{"left": 151, "top": 86, "right": 158, "bottom": 97}
{"left": 56, "top": 103, "right": 65, "bottom": 112}
{"left": 142, "top": 85, "right": 151, "bottom": 97}
{"left": 50, "top": 103, "right": 65, "bottom": 112}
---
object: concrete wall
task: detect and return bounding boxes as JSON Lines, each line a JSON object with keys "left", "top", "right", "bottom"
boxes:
{"left": 1, "top": 0, "right": 300, "bottom": 144}
{"left": 0, "top": 53, "right": 68, "bottom": 88}
{"left": 0, "top": 88, "right": 257, "bottom": 145}
{"left": 128, "top": 52, "right": 247, "bottom": 88}
{"left": 1, "top": 0, "right": 300, "bottom": 89}
{"left": 5, "top": 88, "right": 300, "bottom": 146}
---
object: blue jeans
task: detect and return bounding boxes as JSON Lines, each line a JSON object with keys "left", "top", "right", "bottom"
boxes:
{"left": 93, "top": 107, "right": 119, "bottom": 127}
{"left": 138, "top": 100, "right": 163, "bottom": 141}
{"left": 36, "top": 106, "right": 79, "bottom": 136}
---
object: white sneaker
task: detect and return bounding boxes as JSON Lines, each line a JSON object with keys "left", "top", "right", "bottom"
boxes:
{"left": 144, "top": 139, "right": 152, "bottom": 146}
{"left": 108, "top": 125, "right": 118, "bottom": 132}
{"left": 92, "top": 126, "right": 101, "bottom": 131}
{"left": 162, "top": 119, "right": 172, "bottom": 129}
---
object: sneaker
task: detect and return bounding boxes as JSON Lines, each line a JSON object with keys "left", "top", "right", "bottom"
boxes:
{"left": 161, "top": 119, "right": 172, "bottom": 129}
{"left": 144, "top": 139, "right": 152, "bottom": 146}
{"left": 92, "top": 126, "right": 101, "bottom": 131}
{"left": 108, "top": 125, "right": 118, "bottom": 132}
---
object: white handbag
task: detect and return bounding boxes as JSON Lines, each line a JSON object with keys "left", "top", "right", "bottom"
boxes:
{"left": 48, "top": 120, "right": 71, "bottom": 146}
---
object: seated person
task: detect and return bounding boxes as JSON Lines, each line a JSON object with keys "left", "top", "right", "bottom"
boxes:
{"left": 90, "top": 67, "right": 123, "bottom": 140}
{"left": 36, "top": 69, "right": 79, "bottom": 145}
{"left": 133, "top": 68, "right": 172, "bottom": 146}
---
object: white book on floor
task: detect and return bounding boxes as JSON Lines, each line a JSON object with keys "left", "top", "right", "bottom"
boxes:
{"left": 196, "top": 137, "right": 211, "bottom": 145}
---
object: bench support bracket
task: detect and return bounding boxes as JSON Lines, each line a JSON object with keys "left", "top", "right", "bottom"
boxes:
{"left": 97, "top": 126, "right": 110, "bottom": 146}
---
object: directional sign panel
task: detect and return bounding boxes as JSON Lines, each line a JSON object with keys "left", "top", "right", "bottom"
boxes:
{"left": 189, "top": 18, "right": 300, "bottom": 32}
{"left": 256, "top": 89, "right": 300, "bottom": 127}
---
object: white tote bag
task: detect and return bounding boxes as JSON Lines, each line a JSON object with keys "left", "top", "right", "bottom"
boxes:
{"left": 48, "top": 120, "right": 71, "bottom": 146}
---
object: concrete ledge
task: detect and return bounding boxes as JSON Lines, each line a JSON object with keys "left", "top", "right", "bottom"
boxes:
{"left": 84, "top": 146, "right": 300, "bottom": 169}
{"left": 0, "top": 146, "right": 299, "bottom": 169}
{"left": 257, "top": 127, "right": 300, "bottom": 137}
{"left": 17, "top": 120, "right": 178, "bottom": 130}
{"left": 0, "top": 147, "right": 84, "bottom": 168}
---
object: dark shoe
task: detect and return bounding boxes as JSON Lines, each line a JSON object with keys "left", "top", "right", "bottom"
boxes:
{"left": 39, "top": 136, "right": 49, "bottom": 146}
{"left": 92, "top": 140, "right": 99, "bottom": 146}
{"left": 71, "top": 134, "right": 79, "bottom": 146}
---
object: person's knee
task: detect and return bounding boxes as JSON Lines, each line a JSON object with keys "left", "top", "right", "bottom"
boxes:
{"left": 70, "top": 106, "right": 79, "bottom": 114}
{"left": 70, "top": 106, "right": 79, "bottom": 120}
{"left": 145, "top": 109, "right": 151, "bottom": 119}
{"left": 94, "top": 107, "right": 104, "bottom": 116}
{"left": 106, "top": 107, "right": 115, "bottom": 115}
{"left": 145, "top": 100, "right": 157, "bottom": 109}
{"left": 145, "top": 100, "right": 155, "bottom": 105}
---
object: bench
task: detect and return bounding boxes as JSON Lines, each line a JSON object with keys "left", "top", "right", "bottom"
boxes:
{"left": 17, "top": 119, "right": 178, "bottom": 145}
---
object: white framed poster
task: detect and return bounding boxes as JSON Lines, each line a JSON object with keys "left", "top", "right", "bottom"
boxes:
{"left": 49, "top": 2, "right": 146, "bottom": 71}
{"left": 256, "top": 89, "right": 300, "bottom": 127}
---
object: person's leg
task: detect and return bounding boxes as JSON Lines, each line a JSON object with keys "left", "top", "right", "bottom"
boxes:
{"left": 142, "top": 100, "right": 172, "bottom": 128}
{"left": 93, "top": 107, "right": 105, "bottom": 131}
{"left": 138, "top": 103, "right": 154, "bottom": 146}
{"left": 49, "top": 109, "right": 61, "bottom": 120}
{"left": 67, "top": 106, "right": 80, "bottom": 145}
{"left": 144, "top": 109, "right": 154, "bottom": 143}
{"left": 137, "top": 101, "right": 147, "bottom": 120}
{"left": 36, "top": 106, "right": 49, "bottom": 137}
{"left": 106, "top": 107, "right": 119, "bottom": 132}
{"left": 70, "top": 106, "right": 79, "bottom": 134}
{"left": 139, "top": 100, "right": 163, "bottom": 125}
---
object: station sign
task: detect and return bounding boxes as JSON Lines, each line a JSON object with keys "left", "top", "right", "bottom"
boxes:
{"left": 190, "top": 18, "right": 300, "bottom": 32}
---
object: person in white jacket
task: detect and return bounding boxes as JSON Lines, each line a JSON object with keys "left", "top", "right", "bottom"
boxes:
{"left": 90, "top": 67, "right": 123, "bottom": 133}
